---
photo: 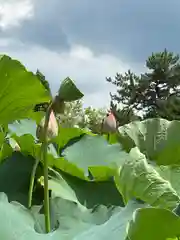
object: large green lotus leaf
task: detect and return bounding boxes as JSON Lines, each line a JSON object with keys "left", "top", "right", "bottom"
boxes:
{"left": 0, "top": 141, "right": 13, "bottom": 162}
{"left": 6, "top": 133, "right": 124, "bottom": 208}
{"left": 33, "top": 197, "right": 122, "bottom": 234}
{"left": 115, "top": 147, "right": 180, "bottom": 210}
{"left": 127, "top": 207, "right": 180, "bottom": 240}
{"left": 0, "top": 194, "right": 144, "bottom": 240}
{"left": 10, "top": 133, "right": 36, "bottom": 155}
{"left": 118, "top": 118, "right": 180, "bottom": 165}
{"left": 0, "top": 148, "right": 123, "bottom": 210}
{"left": 54, "top": 127, "right": 94, "bottom": 151}
{"left": 52, "top": 156, "right": 89, "bottom": 180}
{"left": 8, "top": 121, "right": 123, "bottom": 180}
{"left": 75, "top": 200, "right": 145, "bottom": 240}
{"left": 0, "top": 152, "right": 42, "bottom": 206}
{"left": 62, "top": 134, "right": 129, "bottom": 178}
{"left": 0, "top": 138, "right": 13, "bottom": 163}
{"left": 27, "top": 111, "right": 45, "bottom": 124}
{"left": 0, "top": 131, "right": 12, "bottom": 162}
{"left": 9, "top": 124, "right": 93, "bottom": 153}
{"left": 45, "top": 169, "right": 124, "bottom": 208}
{"left": 9, "top": 120, "right": 37, "bottom": 139}
{"left": 155, "top": 165, "right": 180, "bottom": 197}
{"left": 0, "top": 55, "right": 50, "bottom": 125}
{"left": 11, "top": 133, "right": 88, "bottom": 180}
{"left": 12, "top": 133, "right": 126, "bottom": 181}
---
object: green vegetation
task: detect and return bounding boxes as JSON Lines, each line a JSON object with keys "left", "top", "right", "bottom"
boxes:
{"left": 1, "top": 52, "right": 180, "bottom": 239}
{"left": 108, "top": 49, "right": 180, "bottom": 125}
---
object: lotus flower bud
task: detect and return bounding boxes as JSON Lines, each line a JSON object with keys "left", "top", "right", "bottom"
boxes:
{"left": 101, "top": 111, "right": 117, "bottom": 134}
{"left": 36, "top": 110, "right": 58, "bottom": 141}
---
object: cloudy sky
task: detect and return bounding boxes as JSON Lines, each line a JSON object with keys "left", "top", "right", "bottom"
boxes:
{"left": 0, "top": 0, "right": 180, "bottom": 108}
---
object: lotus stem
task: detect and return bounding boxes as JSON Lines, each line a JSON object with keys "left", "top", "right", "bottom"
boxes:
{"left": 42, "top": 101, "right": 53, "bottom": 233}
{"left": 28, "top": 99, "right": 55, "bottom": 232}
{"left": 28, "top": 157, "right": 40, "bottom": 208}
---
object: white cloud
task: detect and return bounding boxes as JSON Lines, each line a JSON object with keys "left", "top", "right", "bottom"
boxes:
{"left": 0, "top": 0, "right": 33, "bottom": 30}
{"left": 1, "top": 40, "right": 136, "bottom": 108}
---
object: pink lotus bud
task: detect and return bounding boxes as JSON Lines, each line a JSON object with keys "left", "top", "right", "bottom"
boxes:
{"left": 102, "top": 111, "right": 117, "bottom": 133}
{"left": 36, "top": 110, "right": 58, "bottom": 141}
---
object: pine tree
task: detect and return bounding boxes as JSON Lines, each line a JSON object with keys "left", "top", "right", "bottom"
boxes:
{"left": 107, "top": 49, "right": 180, "bottom": 120}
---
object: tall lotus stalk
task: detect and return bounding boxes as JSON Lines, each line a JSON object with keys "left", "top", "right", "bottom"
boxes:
{"left": 40, "top": 103, "right": 56, "bottom": 233}
{"left": 28, "top": 109, "right": 58, "bottom": 211}
{"left": 29, "top": 76, "right": 84, "bottom": 233}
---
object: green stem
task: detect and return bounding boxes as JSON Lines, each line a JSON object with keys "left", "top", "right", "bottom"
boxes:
{"left": 28, "top": 101, "right": 54, "bottom": 231}
{"left": 42, "top": 140, "right": 50, "bottom": 233}
{"left": 28, "top": 157, "right": 40, "bottom": 208}
{"left": 28, "top": 103, "right": 53, "bottom": 209}
{"left": 42, "top": 101, "right": 53, "bottom": 233}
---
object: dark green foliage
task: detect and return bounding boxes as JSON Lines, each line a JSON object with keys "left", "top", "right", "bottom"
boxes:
{"left": 51, "top": 169, "right": 124, "bottom": 208}
{"left": 107, "top": 49, "right": 180, "bottom": 120}
{"left": 34, "top": 70, "right": 51, "bottom": 112}
{"left": 0, "top": 152, "right": 43, "bottom": 207}
{"left": 36, "top": 69, "right": 51, "bottom": 93}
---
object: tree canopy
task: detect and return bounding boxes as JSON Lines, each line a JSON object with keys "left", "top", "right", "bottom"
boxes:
{"left": 57, "top": 100, "right": 106, "bottom": 133}
{"left": 107, "top": 49, "right": 180, "bottom": 122}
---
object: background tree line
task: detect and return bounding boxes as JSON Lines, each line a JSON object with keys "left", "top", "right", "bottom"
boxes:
{"left": 35, "top": 49, "right": 180, "bottom": 133}
{"left": 108, "top": 49, "right": 180, "bottom": 125}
